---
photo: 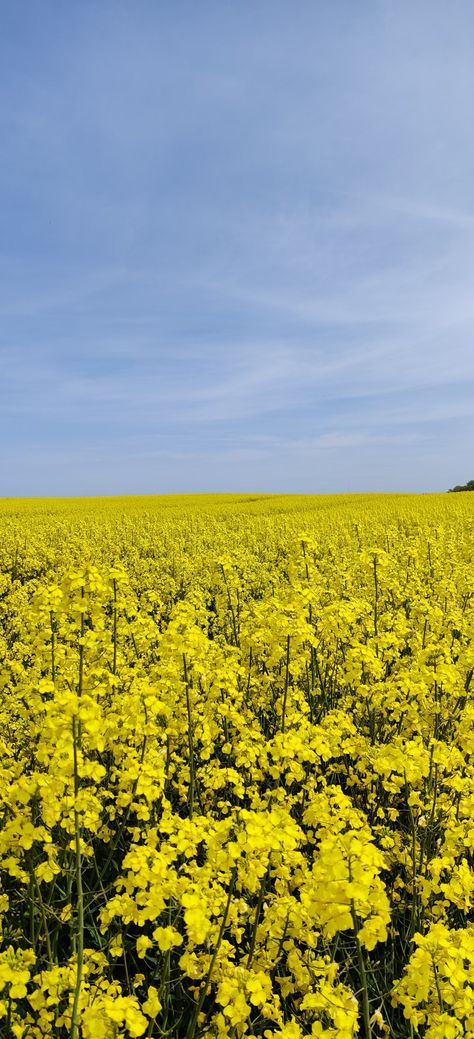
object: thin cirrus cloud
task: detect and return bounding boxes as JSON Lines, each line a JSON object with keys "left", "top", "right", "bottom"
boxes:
{"left": 1, "top": 1, "right": 474, "bottom": 494}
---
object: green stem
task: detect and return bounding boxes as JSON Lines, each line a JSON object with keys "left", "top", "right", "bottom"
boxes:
{"left": 186, "top": 870, "right": 237, "bottom": 1039}
{"left": 220, "top": 565, "right": 239, "bottom": 646}
{"left": 112, "top": 578, "right": 118, "bottom": 675}
{"left": 281, "top": 635, "right": 291, "bottom": 734}
{"left": 33, "top": 874, "right": 53, "bottom": 964}
{"left": 432, "top": 959, "right": 444, "bottom": 1013}
{"left": 407, "top": 796, "right": 419, "bottom": 938}
{"left": 247, "top": 861, "right": 270, "bottom": 970}
{"left": 50, "top": 610, "right": 56, "bottom": 683}
{"left": 372, "top": 554, "right": 379, "bottom": 645}
{"left": 183, "top": 654, "right": 195, "bottom": 818}
{"left": 350, "top": 900, "right": 372, "bottom": 1039}
{"left": 71, "top": 592, "right": 85, "bottom": 1039}
{"left": 70, "top": 717, "right": 84, "bottom": 1039}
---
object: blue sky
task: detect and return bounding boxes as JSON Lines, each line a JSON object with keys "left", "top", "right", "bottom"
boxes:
{"left": 1, "top": 1, "right": 474, "bottom": 494}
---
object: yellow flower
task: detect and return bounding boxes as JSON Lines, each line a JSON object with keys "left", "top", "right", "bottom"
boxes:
{"left": 152, "top": 926, "right": 183, "bottom": 951}
{"left": 142, "top": 985, "right": 162, "bottom": 1018}
{"left": 136, "top": 935, "right": 152, "bottom": 959}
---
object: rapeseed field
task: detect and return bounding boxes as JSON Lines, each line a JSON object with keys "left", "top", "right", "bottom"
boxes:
{"left": 1, "top": 493, "right": 474, "bottom": 1039}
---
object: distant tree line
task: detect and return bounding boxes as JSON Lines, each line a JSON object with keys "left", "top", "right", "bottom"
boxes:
{"left": 448, "top": 479, "right": 474, "bottom": 492}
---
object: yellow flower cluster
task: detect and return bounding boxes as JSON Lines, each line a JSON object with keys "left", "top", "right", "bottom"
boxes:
{"left": 1, "top": 492, "right": 474, "bottom": 1038}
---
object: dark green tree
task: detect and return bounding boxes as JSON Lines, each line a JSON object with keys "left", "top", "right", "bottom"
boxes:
{"left": 448, "top": 479, "right": 474, "bottom": 492}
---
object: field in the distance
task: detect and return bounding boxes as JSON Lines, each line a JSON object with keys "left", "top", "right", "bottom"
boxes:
{"left": 1, "top": 493, "right": 474, "bottom": 1039}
